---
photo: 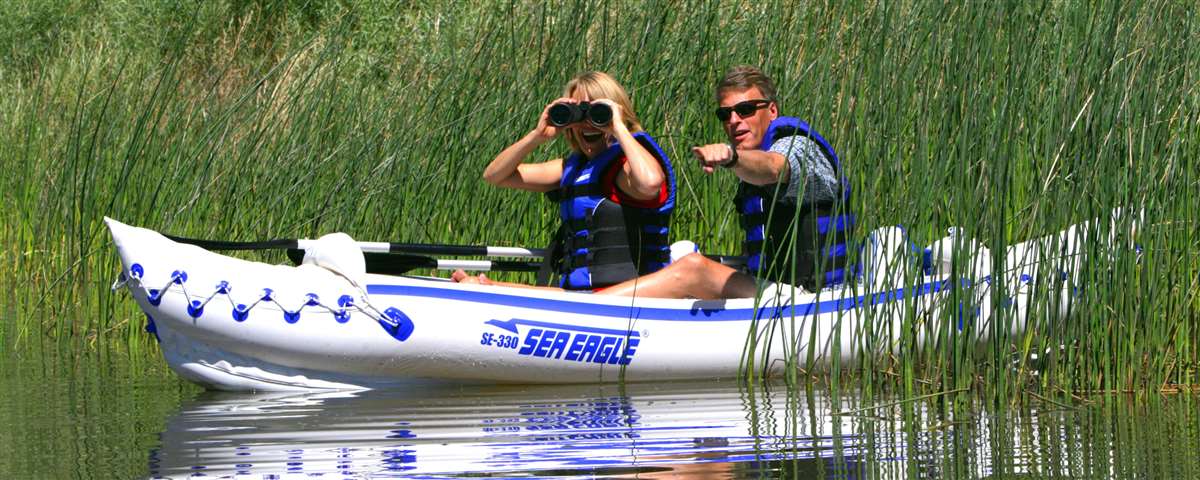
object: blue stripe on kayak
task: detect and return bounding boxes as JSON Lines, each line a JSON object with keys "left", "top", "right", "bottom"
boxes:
{"left": 486, "top": 318, "right": 640, "bottom": 337}
{"left": 366, "top": 280, "right": 949, "bottom": 322}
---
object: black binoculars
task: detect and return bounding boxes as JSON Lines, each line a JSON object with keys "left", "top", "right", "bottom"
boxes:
{"left": 548, "top": 101, "right": 613, "bottom": 127}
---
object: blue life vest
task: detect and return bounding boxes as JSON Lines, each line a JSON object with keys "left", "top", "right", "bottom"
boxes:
{"left": 733, "top": 117, "right": 855, "bottom": 289}
{"left": 552, "top": 132, "right": 676, "bottom": 290}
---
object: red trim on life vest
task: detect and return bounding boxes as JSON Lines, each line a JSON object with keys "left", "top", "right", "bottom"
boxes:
{"left": 601, "top": 155, "right": 669, "bottom": 209}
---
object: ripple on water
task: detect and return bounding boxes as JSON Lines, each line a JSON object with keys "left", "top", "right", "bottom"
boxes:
{"left": 2, "top": 350, "right": 1198, "bottom": 479}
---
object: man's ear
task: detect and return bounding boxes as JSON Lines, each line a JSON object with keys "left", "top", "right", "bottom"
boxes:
{"left": 768, "top": 102, "right": 779, "bottom": 120}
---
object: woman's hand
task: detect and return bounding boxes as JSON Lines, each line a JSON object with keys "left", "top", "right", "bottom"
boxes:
{"left": 532, "top": 97, "right": 574, "bottom": 142}
{"left": 588, "top": 98, "right": 626, "bottom": 136}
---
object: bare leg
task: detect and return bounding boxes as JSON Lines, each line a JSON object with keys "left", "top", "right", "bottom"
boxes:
{"left": 450, "top": 269, "right": 565, "bottom": 291}
{"left": 597, "top": 252, "right": 758, "bottom": 299}
{"left": 450, "top": 269, "right": 491, "bottom": 284}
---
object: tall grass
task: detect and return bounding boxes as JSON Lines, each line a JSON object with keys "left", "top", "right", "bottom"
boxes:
{"left": 0, "top": 0, "right": 1195, "bottom": 397}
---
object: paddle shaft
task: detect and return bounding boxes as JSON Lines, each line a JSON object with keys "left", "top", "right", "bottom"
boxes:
{"left": 169, "top": 233, "right": 745, "bottom": 274}
{"left": 328, "top": 241, "right": 544, "bottom": 259}
{"left": 166, "top": 234, "right": 545, "bottom": 258}
{"left": 360, "top": 252, "right": 540, "bottom": 273}
{"left": 283, "top": 248, "right": 541, "bottom": 275}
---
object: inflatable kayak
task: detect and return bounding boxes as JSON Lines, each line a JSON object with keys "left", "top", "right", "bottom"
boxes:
{"left": 105, "top": 217, "right": 1100, "bottom": 391}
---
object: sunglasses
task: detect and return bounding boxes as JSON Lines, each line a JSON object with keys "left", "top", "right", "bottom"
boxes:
{"left": 715, "top": 99, "right": 771, "bottom": 122}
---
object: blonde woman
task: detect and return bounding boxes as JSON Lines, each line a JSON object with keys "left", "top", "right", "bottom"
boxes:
{"left": 453, "top": 71, "right": 676, "bottom": 291}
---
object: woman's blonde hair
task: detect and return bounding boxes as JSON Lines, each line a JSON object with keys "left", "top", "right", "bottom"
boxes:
{"left": 561, "top": 71, "right": 643, "bottom": 154}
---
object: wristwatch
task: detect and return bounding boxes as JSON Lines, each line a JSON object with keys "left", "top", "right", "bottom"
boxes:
{"left": 722, "top": 143, "right": 739, "bottom": 168}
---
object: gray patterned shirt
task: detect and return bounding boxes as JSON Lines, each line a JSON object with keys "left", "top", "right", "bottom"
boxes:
{"left": 768, "top": 135, "right": 840, "bottom": 205}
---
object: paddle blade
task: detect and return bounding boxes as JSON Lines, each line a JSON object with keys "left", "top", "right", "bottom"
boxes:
{"left": 168, "top": 235, "right": 297, "bottom": 251}
{"left": 287, "top": 248, "right": 435, "bottom": 275}
{"left": 362, "top": 252, "right": 438, "bottom": 275}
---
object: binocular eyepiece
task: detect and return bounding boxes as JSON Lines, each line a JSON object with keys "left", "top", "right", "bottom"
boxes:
{"left": 548, "top": 102, "right": 613, "bottom": 127}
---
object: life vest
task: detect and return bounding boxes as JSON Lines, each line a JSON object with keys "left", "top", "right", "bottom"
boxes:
{"left": 552, "top": 132, "right": 676, "bottom": 290}
{"left": 734, "top": 117, "right": 855, "bottom": 290}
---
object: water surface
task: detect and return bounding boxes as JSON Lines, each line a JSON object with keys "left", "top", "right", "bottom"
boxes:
{"left": 1, "top": 345, "right": 1197, "bottom": 478}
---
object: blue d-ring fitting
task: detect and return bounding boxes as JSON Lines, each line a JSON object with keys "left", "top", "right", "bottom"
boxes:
{"left": 130, "top": 263, "right": 144, "bottom": 278}
{"left": 261, "top": 288, "right": 274, "bottom": 302}
{"left": 305, "top": 293, "right": 320, "bottom": 307}
{"left": 380, "top": 307, "right": 415, "bottom": 341}
{"left": 187, "top": 300, "right": 204, "bottom": 318}
{"left": 215, "top": 281, "right": 230, "bottom": 294}
{"left": 148, "top": 289, "right": 163, "bottom": 306}
{"left": 284, "top": 310, "right": 301, "bottom": 324}
{"left": 232, "top": 304, "right": 249, "bottom": 322}
{"left": 171, "top": 270, "right": 188, "bottom": 284}
{"left": 143, "top": 313, "right": 160, "bottom": 342}
{"left": 1020, "top": 274, "right": 1032, "bottom": 284}
{"left": 335, "top": 295, "right": 354, "bottom": 323}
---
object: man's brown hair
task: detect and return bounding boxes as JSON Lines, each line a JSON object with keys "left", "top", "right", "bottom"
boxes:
{"left": 716, "top": 65, "right": 779, "bottom": 105}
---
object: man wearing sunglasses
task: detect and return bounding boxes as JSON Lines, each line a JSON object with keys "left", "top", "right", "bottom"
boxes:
{"left": 600, "top": 65, "right": 853, "bottom": 299}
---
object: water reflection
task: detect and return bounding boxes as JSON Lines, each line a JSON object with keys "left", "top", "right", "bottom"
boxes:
{"left": 149, "top": 381, "right": 866, "bottom": 478}
{"left": 3, "top": 347, "right": 1194, "bottom": 479}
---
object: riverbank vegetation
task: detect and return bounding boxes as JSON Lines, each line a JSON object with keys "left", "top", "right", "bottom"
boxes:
{"left": 1, "top": 0, "right": 1196, "bottom": 398}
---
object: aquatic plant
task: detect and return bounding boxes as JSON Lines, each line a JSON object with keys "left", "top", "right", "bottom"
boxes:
{"left": 0, "top": 0, "right": 1195, "bottom": 400}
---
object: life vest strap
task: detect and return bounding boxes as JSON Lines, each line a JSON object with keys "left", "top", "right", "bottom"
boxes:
{"left": 562, "top": 230, "right": 670, "bottom": 255}
{"left": 535, "top": 225, "right": 566, "bottom": 287}
{"left": 563, "top": 213, "right": 669, "bottom": 233}
{"left": 546, "top": 183, "right": 606, "bottom": 203}
{"left": 565, "top": 248, "right": 670, "bottom": 270}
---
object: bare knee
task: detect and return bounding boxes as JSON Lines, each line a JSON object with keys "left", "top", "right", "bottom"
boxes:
{"left": 668, "top": 253, "right": 715, "bottom": 283}
{"left": 679, "top": 252, "right": 712, "bottom": 270}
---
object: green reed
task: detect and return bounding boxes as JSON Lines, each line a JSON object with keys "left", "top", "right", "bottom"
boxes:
{"left": 0, "top": 0, "right": 1196, "bottom": 400}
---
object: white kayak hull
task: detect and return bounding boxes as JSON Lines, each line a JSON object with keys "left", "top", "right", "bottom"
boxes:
{"left": 105, "top": 217, "right": 1099, "bottom": 391}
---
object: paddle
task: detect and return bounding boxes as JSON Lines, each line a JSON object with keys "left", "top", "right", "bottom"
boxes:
{"left": 167, "top": 233, "right": 745, "bottom": 275}
{"left": 283, "top": 249, "right": 541, "bottom": 275}
{"left": 165, "top": 234, "right": 545, "bottom": 258}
